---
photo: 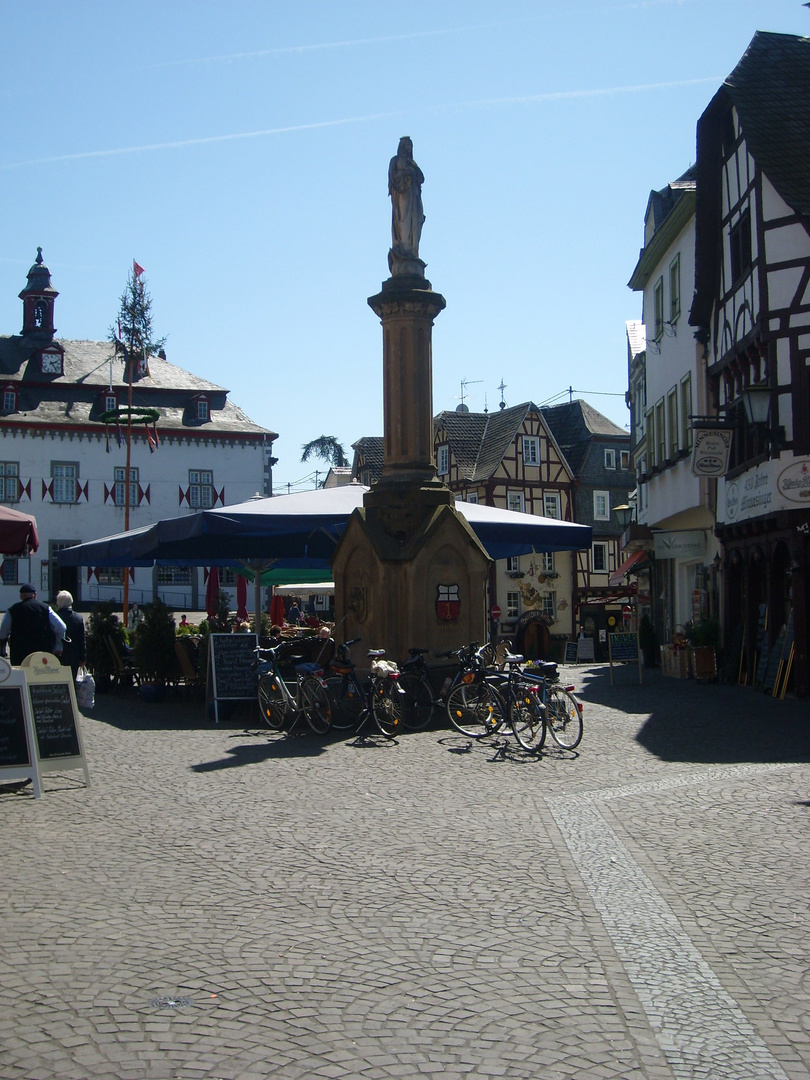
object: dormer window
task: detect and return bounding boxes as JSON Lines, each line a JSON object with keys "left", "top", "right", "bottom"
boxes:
{"left": 105, "top": 393, "right": 118, "bottom": 414}
{"left": 2, "top": 387, "right": 16, "bottom": 413}
{"left": 196, "top": 398, "right": 209, "bottom": 421}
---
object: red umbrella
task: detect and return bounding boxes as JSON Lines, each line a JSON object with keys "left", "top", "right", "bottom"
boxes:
{"left": 205, "top": 567, "right": 220, "bottom": 618}
{"left": 236, "top": 575, "right": 248, "bottom": 622}
{"left": 0, "top": 505, "right": 39, "bottom": 556}
{"left": 269, "top": 592, "right": 286, "bottom": 627}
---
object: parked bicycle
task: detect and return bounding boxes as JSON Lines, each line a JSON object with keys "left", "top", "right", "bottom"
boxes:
{"left": 440, "top": 643, "right": 506, "bottom": 739}
{"left": 496, "top": 652, "right": 584, "bottom": 751}
{"left": 252, "top": 641, "right": 332, "bottom": 735}
{"left": 324, "top": 639, "right": 404, "bottom": 740}
{"left": 398, "top": 648, "right": 437, "bottom": 730}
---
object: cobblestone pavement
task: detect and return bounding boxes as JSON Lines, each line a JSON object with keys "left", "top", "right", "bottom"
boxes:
{"left": 1, "top": 665, "right": 809, "bottom": 1080}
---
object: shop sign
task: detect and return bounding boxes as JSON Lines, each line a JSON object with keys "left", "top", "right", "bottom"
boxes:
{"left": 691, "top": 427, "right": 733, "bottom": 476}
{"left": 718, "top": 455, "right": 810, "bottom": 523}
{"left": 653, "top": 530, "right": 706, "bottom": 560}
{"left": 777, "top": 459, "right": 810, "bottom": 504}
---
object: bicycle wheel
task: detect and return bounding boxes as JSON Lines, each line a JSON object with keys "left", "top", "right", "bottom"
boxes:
{"left": 301, "top": 676, "right": 332, "bottom": 735}
{"left": 371, "top": 677, "right": 404, "bottom": 739}
{"left": 324, "top": 675, "right": 364, "bottom": 731}
{"left": 398, "top": 672, "right": 435, "bottom": 731}
{"left": 510, "top": 688, "right": 547, "bottom": 752}
{"left": 257, "top": 673, "right": 286, "bottom": 730}
{"left": 546, "top": 686, "right": 583, "bottom": 749}
{"left": 446, "top": 681, "right": 505, "bottom": 738}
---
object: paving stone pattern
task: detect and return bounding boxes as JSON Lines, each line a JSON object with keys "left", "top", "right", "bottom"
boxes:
{"left": 1, "top": 666, "right": 808, "bottom": 1080}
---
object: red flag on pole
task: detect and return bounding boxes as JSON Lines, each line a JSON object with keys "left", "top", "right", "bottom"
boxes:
{"left": 133, "top": 260, "right": 145, "bottom": 277}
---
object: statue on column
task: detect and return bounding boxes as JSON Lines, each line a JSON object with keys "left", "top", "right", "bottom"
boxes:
{"left": 388, "top": 136, "right": 426, "bottom": 277}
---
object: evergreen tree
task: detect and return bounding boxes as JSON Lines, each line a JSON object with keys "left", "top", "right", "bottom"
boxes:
{"left": 300, "top": 436, "right": 348, "bottom": 469}
{"left": 109, "top": 264, "right": 166, "bottom": 363}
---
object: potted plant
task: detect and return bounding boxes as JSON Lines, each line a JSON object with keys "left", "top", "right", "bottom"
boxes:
{"left": 85, "top": 601, "right": 128, "bottom": 693}
{"left": 132, "top": 599, "right": 178, "bottom": 700}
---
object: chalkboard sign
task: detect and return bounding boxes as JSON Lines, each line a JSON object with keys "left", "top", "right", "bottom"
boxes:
{"left": 28, "top": 683, "right": 80, "bottom": 760}
{"left": 0, "top": 658, "right": 42, "bottom": 796}
{"left": 576, "top": 636, "right": 595, "bottom": 662}
{"left": 0, "top": 685, "right": 30, "bottom": 768}
{"left": 608, "top": 632, "right": 642, "bottom": 685}
{"left": 208, "top": 633, "right": 258, "bottom": 723}
{"left": 608, "top": 633, "right": 639, "bottom": 662}
{"left": 21, "top": 653, "right": 90, "bottom": 787}
{"left": 564, "top": 641, "right": 578, "bottom": 664}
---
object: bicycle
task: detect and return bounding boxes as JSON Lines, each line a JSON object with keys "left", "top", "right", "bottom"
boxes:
{"left": 252, "top": 641, "right": 332, "bottom": 735}
{"left": 441, "top": 643, "right": 507, "bottom": 739}
{"left": 398, "top": 647, "right": 437, "bottom": 730}
{"left": 324, "top": 639, "right": 404, "bottom": 740}
{"left": 510, "top": 656, "right": 584, "bottom": 750}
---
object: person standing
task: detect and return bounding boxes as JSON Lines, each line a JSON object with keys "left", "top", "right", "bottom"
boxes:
{"left": 127, "top": 602, "right": 143, "bottom": 632}
{"left": 0, "top": 583, "right": 66, "bottom": 665}
{"left": 55, "top": 590, "right": 86, "bottom": 679}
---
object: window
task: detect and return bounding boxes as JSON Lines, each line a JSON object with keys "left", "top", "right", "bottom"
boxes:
{"left": 506, "top": 591, "right": 520, "bottom": 619}
{"left": 156, "top": 566, "right": 193, "bottom": 585}
{"left": 220, "top": 568, "right": 238, "bottom": 587}
{"left": 522, "top": 436, "right": 540, "bottom": 465}
{"left": 466, "top": 492, "right": 478, "bottom": 504}
{"left": 437, "top": 445, "right": 449, "bottom": 476}
{"left": 3, "top": 389, "right": 16, "bottom": 413}
{"left": 667, "top": 389, "right": 679, "bottom": 458}
{"left": 680, "top": 374, "right": 693, "bottom": 450}
{"left": 540, "top": 552, "right": 555, "bottom": 573}
{"left": 360, "top": 469, "right": 371, "bottom": 486}
{"left": 197, "top": 399, "right": 209, "bottom": 421}
{"left": 507, "top": 491, "right": 524, "bottom": 513}
{"left": 507, "top": 556, "right": 520, "bottom": 572}
{"left": 0, "top": 462, "right": 19, "bottom": 502}
{"left": 543, "top": 492, "right": 561, "bottom": 519}
{"left": 593, "top": 491, "right": 609, "bottom": 521}
{"left": 730, "top": 209, "right": 752, "bottom": 283}
{"left": 604, "top": 449, "right": 616, "bottom": 470}
{"left": 620, "top": 450, "right": 630, "bottom": 470}
{"left": 653, "top": 277, "right": 664, "bottom": 341}
{"left": 669, "top": 254, "right": 681, "bottom": 323}
{"left": 655, "top": 399, "right": 666, "bottom": 465}
{"left": 113, "top": 467, "right": 139, "bottom": 508}
{"left": 592, "top": 542, "right": 609, "bottom": 572}
{"left": 52, "top": 463, "right": 78, "bottom": 504}
{"left": 646, "top": 408, "right": 655, "bottom": 466}
{"left": 104, "top": 394, "right": 117, "bottom": 414}
{"left": 188, "top": 470, "right": 214, "bottom": 509}
{"left": 541, "top": 592, "right": 556, "bottom": 619}
{"left": 97, "top": 567, "right": 124, "bottom": 585}
{"left": 1, "top": 557, "right": 18, "bottom": 584}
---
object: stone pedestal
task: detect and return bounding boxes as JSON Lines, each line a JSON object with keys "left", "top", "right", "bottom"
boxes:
{"left": 333, "top": 274, "right": 491, "bottom": 667}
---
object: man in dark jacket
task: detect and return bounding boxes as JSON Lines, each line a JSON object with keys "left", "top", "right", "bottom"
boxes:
{"left": 55, "top": 590, "right": 86, "bottom": 678}
{"left": 0, "top": 583, "right": 66, "bottom": 666}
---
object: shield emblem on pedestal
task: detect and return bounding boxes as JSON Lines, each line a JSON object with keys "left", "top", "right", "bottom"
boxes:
{"left": 436, "top": 584, "right": 460, "bottom": 621}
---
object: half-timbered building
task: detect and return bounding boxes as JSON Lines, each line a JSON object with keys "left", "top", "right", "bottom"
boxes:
{"left": 541, "top": 400, "right": 633, "bottom": 660}
{"left": 432, "top": 402, "right": 577, "bottom": 654}
{"left": 689, "top": 31, "right": 810, "bottom": 696}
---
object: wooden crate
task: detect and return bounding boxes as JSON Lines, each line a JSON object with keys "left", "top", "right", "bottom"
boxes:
{"left": 661, "top": 645, "right": 690, "bottom": 678}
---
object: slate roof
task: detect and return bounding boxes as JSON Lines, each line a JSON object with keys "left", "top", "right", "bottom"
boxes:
{"left": 0, "top": 335, "right": 275, "bottom": 437}
{"left": 541, "top": 400, "right": 627, "bottom": 475}
{"left": 691, "top": 32, "right": 810, "bottom": 325}
{"left": 435, "top": 403, "right": 533, "bottom": 482}
{"left": 351, "top": 436, "right": 384, "bottom": 481}
{"left": 626, "top": 320, "right": 646, "bottom": 361}
{"left": 724, "top": 32, "right": 810, "bottom": 218}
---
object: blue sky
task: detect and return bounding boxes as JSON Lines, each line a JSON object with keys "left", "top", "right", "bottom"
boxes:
{"left": 1, "top": 0, "right": 806, "bottom": 491}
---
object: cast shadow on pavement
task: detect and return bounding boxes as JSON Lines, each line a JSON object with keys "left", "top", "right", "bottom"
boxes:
{"left": 575, "top": 664, "right": 810, "bottom": 765}
{"left": 191, "top": 731, "right": 331, "bottom": 771}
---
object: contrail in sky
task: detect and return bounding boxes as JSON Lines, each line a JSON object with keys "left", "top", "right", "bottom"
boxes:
{"left": 0, "top": 77, "right": 721, "bottom": 172}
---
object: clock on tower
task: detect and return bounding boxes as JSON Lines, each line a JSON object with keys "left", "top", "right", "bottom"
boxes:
{"left": 40, "top": 350, "right": 63, "bottom": 375}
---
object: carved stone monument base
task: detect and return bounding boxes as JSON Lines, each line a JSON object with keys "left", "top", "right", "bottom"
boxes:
{"left": 332, "top": 501, "right": 490, "bottom": 669}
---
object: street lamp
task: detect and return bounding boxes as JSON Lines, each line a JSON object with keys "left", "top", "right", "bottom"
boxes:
{"left": 741, "top": 383, "right": 771, "bottom": 426}
{"left": 613, "top": 504, "right": 633, "bottom": 529}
